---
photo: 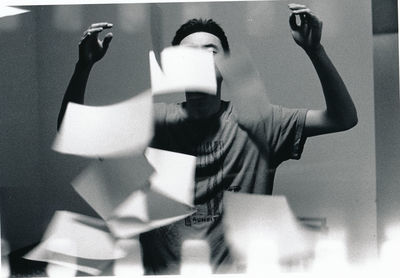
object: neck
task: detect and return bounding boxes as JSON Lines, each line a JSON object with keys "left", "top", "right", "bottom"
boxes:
{"left": 185, "top": 94, "right": 221, "bottom": 119}
{"left": 184, "top": 78, "right": 223, "bottom": 119}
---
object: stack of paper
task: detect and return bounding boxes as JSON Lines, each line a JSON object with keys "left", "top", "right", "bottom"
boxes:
{"left": 149, "top": 46, "right": 217, "bottom": 95}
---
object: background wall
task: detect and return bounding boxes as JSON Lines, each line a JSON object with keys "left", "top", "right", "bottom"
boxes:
{"left": 371, "top": 0, "right": 400, "bottom": 255}
{"left": 0, "top": 0, "right": 378, "bottom": 266}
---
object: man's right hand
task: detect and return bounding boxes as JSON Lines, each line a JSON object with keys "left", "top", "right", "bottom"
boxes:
{"left": 78, "top": 22, "right": 113, "bottom": 67}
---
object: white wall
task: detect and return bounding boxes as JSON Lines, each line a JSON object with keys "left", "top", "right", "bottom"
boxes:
{"left": 374, "top": 33, "right": 400, "bottom": 251}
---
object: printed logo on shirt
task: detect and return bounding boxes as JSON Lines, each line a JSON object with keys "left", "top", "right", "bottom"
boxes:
{"left": 185, "top": 140, "right": 224, "bottom": 227}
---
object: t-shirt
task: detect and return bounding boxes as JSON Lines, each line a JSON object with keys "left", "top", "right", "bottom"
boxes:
{"left": 140, "top": 100, "right": 308, "bottom": 274}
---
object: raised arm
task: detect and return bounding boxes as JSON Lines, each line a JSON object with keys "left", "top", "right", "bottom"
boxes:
{"left": 57, "top": 22, "right": 113, "bottom": 130}
{"left": 288, "top": 3, "right": 358, "bottom": 137}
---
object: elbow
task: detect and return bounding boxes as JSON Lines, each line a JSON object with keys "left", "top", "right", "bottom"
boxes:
{"left": 346, "top": 107, "right": 358, "bottom": 130}
{"left": 326, "top": 109, "right": 358, "bottom": 133}
{"left": 349, "top": 114, "right": 358, "bottom": 129}
{"left": 339, "top": 112, "right": 358, "bottom": 131}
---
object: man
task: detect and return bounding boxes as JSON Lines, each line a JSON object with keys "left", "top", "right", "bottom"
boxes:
{"left": 57, "top": 3, "right": 357, "bottom": 274}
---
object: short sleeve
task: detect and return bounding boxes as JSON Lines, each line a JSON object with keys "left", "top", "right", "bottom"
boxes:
{"left": 267, "top": 105, "right": 308, "bottom": 165}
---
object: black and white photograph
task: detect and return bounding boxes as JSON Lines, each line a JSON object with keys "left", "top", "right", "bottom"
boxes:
{"left": 0, "top": 0, "right": 399, "bottom": 276}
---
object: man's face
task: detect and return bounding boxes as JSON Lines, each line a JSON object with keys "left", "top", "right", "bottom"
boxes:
{"left": 179, "top": 31, "right": 225, "bottom": 59}
{"left": 179, "top": 32, "right": 225, "bottom": 99}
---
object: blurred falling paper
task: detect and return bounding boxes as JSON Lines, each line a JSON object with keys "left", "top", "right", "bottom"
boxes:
{"left": 25, "top": 247, "right": 111, "bottom": 276}
{"left": 0, "top": 6, "right": 29, "bottom": 18}
{"left": 107, "top": 213, "right": 194, "bottom": 239}
{"left": 72, "top": 155, "right": 154, "bottom": 220}
{"left": 53, "top": 90, "right": 153, "bottom": 158}
{"left": 150, "top": 46, "right": 217, "bottom": 95}
{"left": 25, "top": 211, "right": 126, "bottom": 260}
{"left": 217, "top": 49, "right": 272, "bottom": 131}
{"left": 223, "top": 192, "right": 316, "bottom": 264}
{"left": 107, "top": 190, "right": 196, "bottom": 238}
{"left": 145, "top": 147, "right": 196, "bottom": 206}
{"left": 103, "top": 148, "right": 197, "bottom": 238}
{"left": 149, "top": 51, "right": 185, "bottom": 95}
{"left": 112, "top": 238, "right": 144, "bottom": 276}
{"left": 112, "top": 189, "right": 149, "bottom": 222}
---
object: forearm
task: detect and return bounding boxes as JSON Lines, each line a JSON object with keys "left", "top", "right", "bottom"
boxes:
{"left": 57, "top": 62, "right": 92, "bottom": 130}
{"left": 307, "top": 45, "right": 358, "bottom": 129}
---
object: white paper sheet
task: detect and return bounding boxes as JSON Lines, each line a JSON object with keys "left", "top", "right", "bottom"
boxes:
{"left": 25, "top": 211, "right": 126, "bottom": 260}
{"left": 53, "top": 90, "right": 153, "bottom": 158}
{"left": 149, "top": 51, "right": 185, "bottom": 95}
{"left": 145, "top": 147, "right": 196, "bottom": 206}
{"left": 25, "top": 247, "right": 112, "bottom": 276}
{"left": 107, "top": 189, "right": 196, "bottom": 238}
{"left": 72, "top": 154, "right": 153, "bottom": 220}
{"left": 150, "top": 46, "right": 217, "bottom": 95}
{"left": 112, "top": 239, "right": 144, "bottom": 276}
{"left": 223, "top": 192, "right": 316, "bottom": 264}
{"left": 107, "top": 212, "right": 194, "bottom": 239}
{"left": 0, "top": 6, "right": 29, "bottom": 18}
{"left": 216, "top": 50, "right": 272, "bottom": 130}
{"left": 111, "top": 189, "right": 149, "bottom": 222}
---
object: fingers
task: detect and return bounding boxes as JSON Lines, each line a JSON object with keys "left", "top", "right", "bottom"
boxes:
{"left": 288, "top": 3, "right": 306, "bottom": 10}
{"left": 79, "top": 22, "right": 113, "bottom": 45}
{"left": 291, "top": 8, "right": 312, "bottom": 14}
{"left": 89, "top": 22, "right": 113, "bottom": 29}
{"left": 102, "top": 33, "right": 113, "bottom": 52}
{"left": 288, "top": 4, "right": 321, "bottom": 27}
{"left": 84, "top": 27, "right": 103, "bottom": 37}
{"left": 289, "top": 13, "right": 299, "bottom": 31}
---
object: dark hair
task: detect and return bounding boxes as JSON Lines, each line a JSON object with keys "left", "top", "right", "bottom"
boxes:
{"left": 171, "top": 18, "right": 230, "bottom": 54}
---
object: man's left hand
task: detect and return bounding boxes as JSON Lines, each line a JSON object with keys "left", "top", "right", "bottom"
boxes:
{"left": 288, "top": 3, "right": 323, "bottom": 52}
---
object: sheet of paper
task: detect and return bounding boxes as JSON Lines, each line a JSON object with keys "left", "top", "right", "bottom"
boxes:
{"left": 150, "top": 46, "right": 217, "bottom": 95}
{"left": 145, "top": 147, "right": 196, "bottom": 206}
{"left": 107, "top": 212, "right": 194, "bottom": 239}
{"left": 112, "top": 189, "right": 149, "bottom": 222}
{"left": 0, "top": 6, "right": 29, "bottom": 18}
{"left": 72, "top": 154, "right": 153, "bottom": 220}
{"left": 53, "top": 90, "right": 153, "bottom": 158}
{"left": 26, "top": 211, "right": 126, "bottom": 260}
{"left": 223, "top": 192, "right": 316, "bottom": 263}
{"left": 107, "top": 189, "right": 196, "bottom": 238}
{"left": 216, "top": 49, "right": 272, "bottom": 130}
{"left": 112, "top": 238, "right": 144, "bottom": 276}
{"left": 149, "top": 51, "right": 185, "bottom": 95}
{"left": 25, "top": 247, "right": 112, "bottom": 276}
